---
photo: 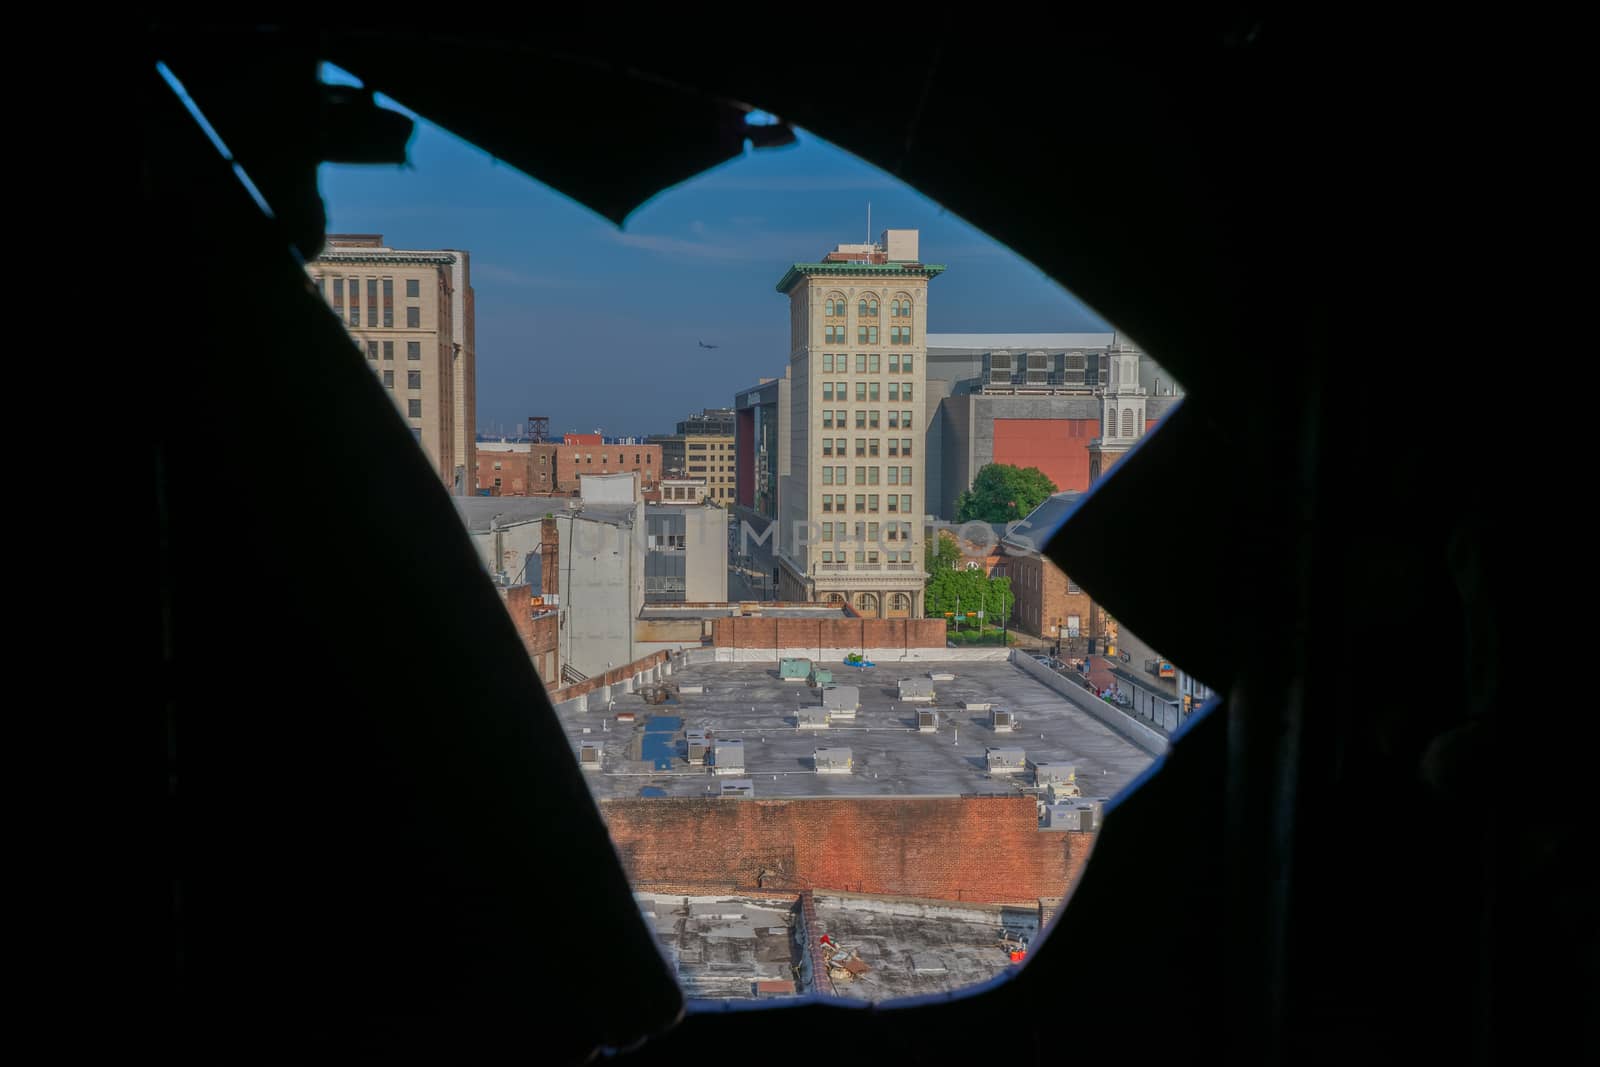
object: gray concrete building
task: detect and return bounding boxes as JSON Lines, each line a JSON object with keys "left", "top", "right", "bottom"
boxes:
{"left": 644, "top": 502, "right": 729, "bottom": 603}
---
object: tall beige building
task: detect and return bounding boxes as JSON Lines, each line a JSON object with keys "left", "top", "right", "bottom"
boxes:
{"left": 773, "top": 230, "right": 943, "bottom": 617}
{"left": 307, "top": 234, "right": 476, "bottom": 493}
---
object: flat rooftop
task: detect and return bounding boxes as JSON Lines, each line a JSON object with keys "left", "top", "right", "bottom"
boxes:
{"left": 561, "top": 660, "right": 1154, "bottom": 799}
{"left": 636, "top": 892, "right": 802, "bottom": 1000}
{"left": 812, "top": 893, "right": 1038, "bottom": 1001}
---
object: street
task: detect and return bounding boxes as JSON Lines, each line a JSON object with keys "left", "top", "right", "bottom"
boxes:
{"left": 726, "top": 509, "right": 777, "bottom": 601}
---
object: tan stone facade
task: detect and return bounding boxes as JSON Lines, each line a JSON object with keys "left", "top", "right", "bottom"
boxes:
{"left": 775, "top": 231, "right": 944, "bottom": 618}
{"left": 307, "top": 235, "right": 475, "bottom": 492}
{"left": 684, "top": 434, "right": 735, "bottom": 502}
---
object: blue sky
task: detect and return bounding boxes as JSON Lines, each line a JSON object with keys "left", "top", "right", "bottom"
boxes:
{"left": 317, "top": 70, "right": 1110, "bottom": 438}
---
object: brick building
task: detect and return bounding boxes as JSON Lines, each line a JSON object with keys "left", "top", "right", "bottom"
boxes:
{"left": 496, "top": 582, "right": 560, "bottom": 686}
{"left": 992, "top": 491, "right": 1105, "bottom": 648}
{"left": 476, "top": 439, "right": 661, "bottom": 496}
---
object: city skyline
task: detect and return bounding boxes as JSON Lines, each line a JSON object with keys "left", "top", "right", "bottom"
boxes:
{"left": 317, "top": 74, "right": 1111, "bottom": 438}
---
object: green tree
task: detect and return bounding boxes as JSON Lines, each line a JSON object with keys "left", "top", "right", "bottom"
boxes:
{"left": 924, "top": 530, "right": 962, "bottom": 574}
{"left": 925, "top": 568, "right": 1015, "bottom": 628}
{"left": 955, "top": 464, "right": 1058, "bottom": 523}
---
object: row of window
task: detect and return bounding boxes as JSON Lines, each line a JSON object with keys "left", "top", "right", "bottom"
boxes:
{"left": 821, "top": 382, "right": 915, "bottom": 402}
{"left": 822, "top": 298, "right": 916, "bottom": 318}
{"left": 321, "top": 276, "right": 425, "bottom": 329}
{"left": 819, "top": 494, "right": 915, "bottom": 514}
{"left": 380, "top": 370, "right": 424, "bottom": 390}
{"left": 819, "top": 521, "right": 912, "bottom": 542}
{"left": 366, "top": 340, "right": 425, "bottom": 361}
{"left": 824, "top": 325, "right": 912, "bottom": 344}
{"left": 821, "top": 409, "right": 916, "bottom": 430}
{"left": 819, "top": 466, "right": 915, "bottom": 486}
{"left": 818, "top": 550, "right": 915, "bottom": 564}
{"left": 819, "top": 353, "right": 917, "bottom": 373}
{"left": 821, "top": 439, "right": 915, "bottom": 457}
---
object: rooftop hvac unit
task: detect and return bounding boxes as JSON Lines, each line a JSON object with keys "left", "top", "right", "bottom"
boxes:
{"left": 987, "top": 747, "right": 1027, "bottom": 774}
{"left": 720, "top": 779, "right": 755, "bottom": 798}
{"left": 578, "top": 741, "right": 602, "bottom": 770}
{"left": 899, "top": 678, "right": 936, "bottom": 702}
{"left": 712, "top": 738, "right": 745, "bottom": 774}
{"left": 780, "top": 658, "right": 812, "bottom": 681}
{"left": 797, "top": 708, "right": 831, "bottom": 729}
{"left": 821, "top": 685, "right": 860, "bottom": 716}
{"left": 685, "top": 728, "right": 709, "bottom": 765}
{"left": 1027, "top": 352, "right": 1050, "bottom": 382}
{"left": 917, "top": 708, "right": 939, "bottom": 732}
{"left": 929, "top": 671, "right": 956, "bottom": 682}
{"left": 1044, "top": 799, "right": 1104, "bottom": 831}
{"left": 814, "top": 747, "right": 853, "bottom": 774}
{"left": 991, "top": 709, "right": 1016, "bottom": 732}
{"left": 1033, "top": 762, "right": 1077, "bottom": 786}
{"left": 808, "top": 667, "right": 834, "bottom": 687}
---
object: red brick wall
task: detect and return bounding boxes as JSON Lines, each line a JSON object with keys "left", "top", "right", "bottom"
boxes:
{"left": 548, "top": 649, "right": 672, "bottom": 702}
{"left": 600, "top": 795, "right": 1095, "bottom": 904}
{"left": 710, "top": 616, "right": 946, "bottom": 649}
{"left": 999, "top": 551, "right": 1097, "bottom": 641}
{"left": 556, "top": 443, "right": 660, "bottom": 491}
{"left": 993, "top": 418, "right": 1099, "bottom": 493}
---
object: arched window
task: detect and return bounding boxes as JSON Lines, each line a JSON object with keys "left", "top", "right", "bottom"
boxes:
{"left": 854, "top": 592, "right": 880, "bottom": 617}
{"left": 1122, "top": 408, "right": 1134, "bottom": 436}
{"left": 868, "top": 299, "right": 879, "bottom": 316}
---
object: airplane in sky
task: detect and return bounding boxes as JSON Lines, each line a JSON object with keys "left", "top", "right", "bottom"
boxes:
{"left": 698, "top": 340, "right": 719, "bottom": 349}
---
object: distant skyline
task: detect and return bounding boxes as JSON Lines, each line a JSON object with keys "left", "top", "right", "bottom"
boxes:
{"left": 318, "top": 71, "right": 1111, "bottom": 438}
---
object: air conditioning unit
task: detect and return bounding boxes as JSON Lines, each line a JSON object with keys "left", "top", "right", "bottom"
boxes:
{"left": 917, "top": 708, "right": 939, "bottom": 732}
{"left": 578, "top": 741, "right": 602, "bottom": 770}
{"left": 991, "top": 709, "right": 1015, "bottom": 732}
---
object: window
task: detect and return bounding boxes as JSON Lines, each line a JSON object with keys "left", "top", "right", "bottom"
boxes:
{"left": 869, "top": 439, "right": 879, "bottom": 457}
{"left": 888, "top": 411, "right": 899, "bottom": 429}
{"left": 855, "top": 550, "right": 866, "bottom": 564}
{"left": 367, "top": 279, "right": 379, "bottom": 327}
{"left": 822, "top": 466, "right": 833, "bottom": 484}
{"left": 823, "top": 382, "right": 834, "bottom": 401}
{"left": 869, "top": 494, "right": 879, "bottom": 512}
{"left": 855, "top": 382, "right": 866, "bottom": 402}
{"left": 902, "top": 438, "right": 912, "bottom": 456}
{"left": 855, "top": 494, "right": 866, "bottom": 513}
{"left": 855, "top": 411, "right": 866, "bottom": 429}
{"left": 331, "top": 277, "right": 344, "bottom": 317}
{"left": 405, "top": 278, "right": 419, "bottom": 298}
{"left": 407, "top": 342, "right": 421, "bottom": 360}
{"left": 837, "top": 438, "right": 847, "bottom": 455}
{"left": 838, "top": 381, "right": 847, "bottom": 397}
{"left": 869, "top": 411, "right": 880, "bottom": 429}
{"left": 408, "top": 370, "right": 421, "bottom": 389}
{"left": 407, "top": 398, "right": 422, "bottom": 418}
{"left": 869, "top": 353, "right": 879, "bottom": 372}
{"left": 383, "top": 341, "right": 393, "bottom": 361}
{"left": 887, "top": 495, "right": 898, "bottom": 512}
{"left": 822, "top": 522, "right": 833, "bottom": 541}
{"left": 406, "top": 306, "right": 420, "bottom": 328}
{"left": 823, "top": 411, "right": 833, "bottom": 428}
{"left": 821, "top": 550, "right": 833, "bottom": 564}
{"left": 902, "top": 467, "right": 912, "bottom": 485}
{"left": 1122, "top": 408, "right": 1135, "bottom": 436}
{"left": 888, "top": 354, "right": 899, "bottom": 373}
{"left": 855, "top": 353, "right": 866, "bottom": 373}
{"left": 902, "top": 494, "right": 912, "bottom": 513}
{"left": 822, "top": 496, "right": 833, "bottom": 512}
{"left": 889, "top": 383, "right": 899, "bottom": 401}
{"left": 858, "top": 326, "right": 867, "bottom": 344}
{"left": 823, "top": 440, "right": 833, "bottom": 457}
{"left": 870, "top": 326, "right": 879, "bottom": 344}
{"left": 823, "top": 353, "right": 834, "bottom": 372}
{"left": 859, "top": 298, "right": 878, "bottom": 317}
{"left": 493, "top": 461, "right": 503, "bottom": 471}
{"left": 855, "top": 467, "right": 865, "bottom": 485}
{"left": 347, "top": 278, "right": 360, "bottom": 325}
{"left": 854, "top": 439, "right": 865, "bottom": 457}
{"left": 869, "top": 382, "right": 879, "bottom": 401}
{"left": 868, "top": 550, "right": 880, "bottom": 564}
{"left": 888, "top": 466, "right": 898, "bottom": 484}
{"left": 888, "top": 440, "right": 898, "bottom": 457}
{"left": 493, "top": 477, "right": 501, "bottom": 488}
{"left": 825, "top": 325, "right": 839, "bottom": 343}
{"left": 904, "top": 354, "right": 914, "bottom": 372}
{"left": 903, "top": 384, "right": 913, "bottom": 401}
{"left": 366, "top": 340, "right": 378, "bottom": 360}
{"left": 382, "top": 370, "right": 394, "bottom": 387}
{"left": 836, "top": 466, "right": 846, "bottom": 484}
{"left": 869, "top": 467, "right": 880, "bottom": 485}
{"left": 902, "top": 410, "right": 911, "bottom": 426}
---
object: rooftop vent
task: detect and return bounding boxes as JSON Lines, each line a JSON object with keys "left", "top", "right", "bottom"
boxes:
{"left": 992, "top": 709, "right": 1016, "bottom": 732}
{"left": 720, "top": 779, "right": 755, "bottom": 798}
{"left": 929, "top": 670, "right": 955, "bottom": 682}
{"left": 814, "top": 747, "right": 853, "bottom": 774}
{"left": 808, "top": 667, "right": 834, "bottom": 687}
{"left": 1043, "top": 798, "right": 1104, "bottom": 831}
{"left": 986, "top": 747, "right": 1027, "bottom": 774}
{"left": 917, "top": 708, "right": 939, "bottom": 732}
{"left": 578, "top": 741, "right": 602, "bottom": 770}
